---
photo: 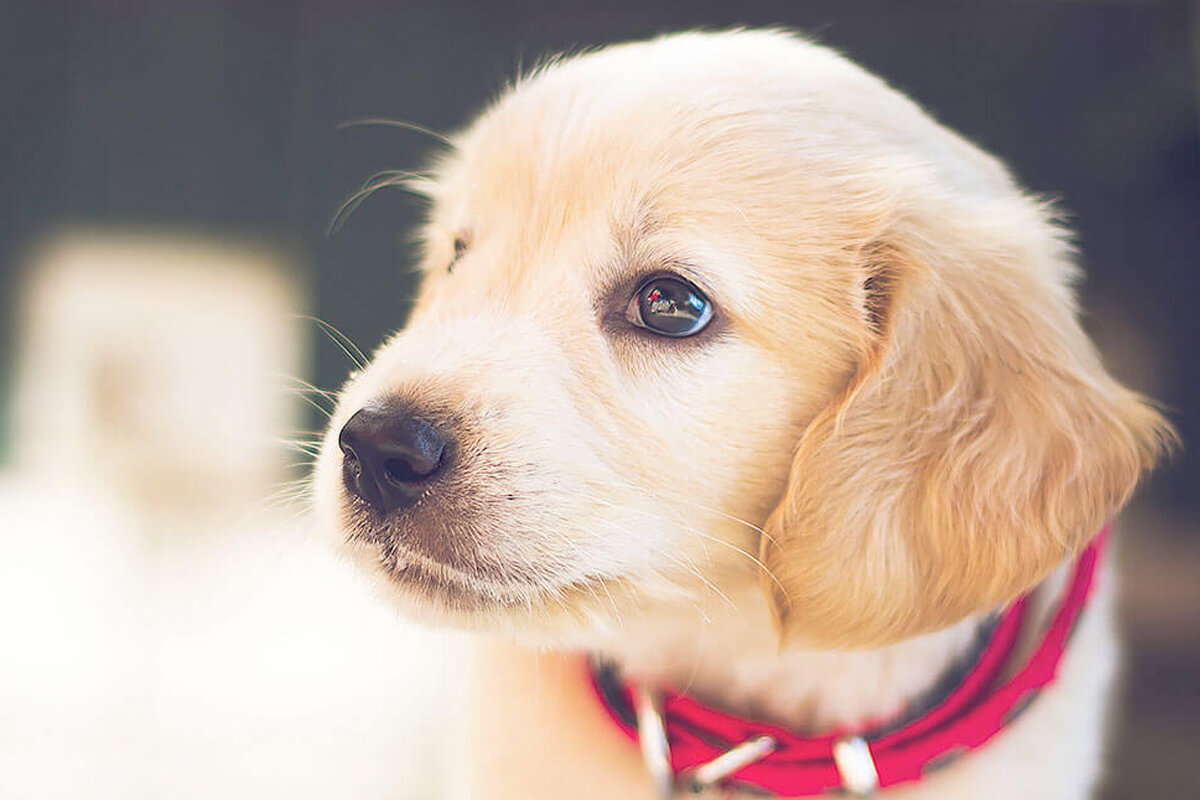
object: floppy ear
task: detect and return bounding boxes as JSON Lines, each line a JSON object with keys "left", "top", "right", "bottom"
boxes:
{"left": 761, "top": 194, "right": 1173, "bottom": 649}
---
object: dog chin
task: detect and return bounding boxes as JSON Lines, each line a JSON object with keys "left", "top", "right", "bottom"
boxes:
{"left": 335, "top": 531, "right": 618, "bottom": 644}
{"left": 315, "top": 465, "right": 663, "bottom": 642}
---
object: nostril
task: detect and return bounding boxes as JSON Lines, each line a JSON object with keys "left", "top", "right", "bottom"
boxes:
{"left": 382, "top": 427, "right": 446, "bottom": 483}
{"left": 384, "top": 455, "right": 434, "bottom": 484}
{"left": 339, "top": 438, "right": 361, "bottom": 472}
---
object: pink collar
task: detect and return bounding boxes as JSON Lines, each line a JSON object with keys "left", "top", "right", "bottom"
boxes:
{"left": 588, "top": 525, "right": 1108, "bottom": 797}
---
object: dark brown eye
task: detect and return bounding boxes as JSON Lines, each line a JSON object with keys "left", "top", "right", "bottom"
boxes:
{"left": 448, "top": 236, "right": 468, "bottom": 273}
{"left": 627, "top": 276, "right": 714, "bottom": 337}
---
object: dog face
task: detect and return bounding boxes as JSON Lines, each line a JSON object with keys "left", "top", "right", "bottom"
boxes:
{"left": 315, "top": 31, "right": 1170, "bottom": 648}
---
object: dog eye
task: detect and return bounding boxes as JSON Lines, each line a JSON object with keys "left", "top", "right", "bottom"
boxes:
{"left": 627, "top": 276, "right": 714, "bottom": 337}
{"left": 447, "top": 236, "right": 468, "bottom": 273}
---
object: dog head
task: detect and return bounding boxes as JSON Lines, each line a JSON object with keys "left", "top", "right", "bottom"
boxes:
{"left": 314, "top": 30, "right": 1170, "bottom": 649}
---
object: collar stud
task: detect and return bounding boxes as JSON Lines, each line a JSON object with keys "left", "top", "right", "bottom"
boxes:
{"left": 833, "top": 736, "right": 879, "bottom": 796}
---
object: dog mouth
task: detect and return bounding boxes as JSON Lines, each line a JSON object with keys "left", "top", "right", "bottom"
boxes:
{"left": 366, "top": 545, "right": 526, "bottom": 612}
{"left": 341, "top": 507, "right": 572, "bottom": 613}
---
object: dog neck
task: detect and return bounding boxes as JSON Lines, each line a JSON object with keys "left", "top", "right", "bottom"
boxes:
{"left": 594, "top": 582, "right": 984, "bottom": 735}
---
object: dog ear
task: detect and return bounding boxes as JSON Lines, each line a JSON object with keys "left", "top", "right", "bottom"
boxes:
{"left": 761, "top": 196, "right": 1173, "bottom": 649}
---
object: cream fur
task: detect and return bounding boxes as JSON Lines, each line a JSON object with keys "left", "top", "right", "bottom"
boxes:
{"left": 315, "top": 30, "right": 1172, "bottom": 798}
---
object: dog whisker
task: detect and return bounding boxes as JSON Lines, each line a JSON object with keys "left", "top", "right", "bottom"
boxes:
{"left": 280, "top": 375, "right": 340, "bottom": 400}
{"left": 295, "top": 315, "right": 369, "bottom": 370}
{"left": 594, "top": 576, "right": 626, "bottom": 629}
{"left": 278, "top": 440, "right": 323, "bottom": 453}
{"left": 670, "top": 497, "right": 780, "bottom": 548}
{"left": 327, "top": 169, "right": 435, "bottom": 236}
{"left": 336, "top": 116, "right": 455, "bottom": 147}
{"left": 293, "top": 392, "right": 333, "bottom": 420}
{"left": 572, "top": 491, "right": 787, "bottom": 605}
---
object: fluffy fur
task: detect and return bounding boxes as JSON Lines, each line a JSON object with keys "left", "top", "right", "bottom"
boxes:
{"left": 315, "top": 30, "right": 1172, "bottom": 798}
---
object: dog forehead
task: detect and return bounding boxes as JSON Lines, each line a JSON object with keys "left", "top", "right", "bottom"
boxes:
{"left": 437, "top": 38, "right": 853, "bottom": 230}
{"left": 428, "top": 139, "right": 737, "bottom": 313}
{"left": 445, "top": 109, "right": 696, "bottom": 254}
{"left": 433, "top": 103, "right": 792, "bottom": 306}
{"left": 443, "top": 30, "right": 1010, "bottom": 218}
{"left": 423, "top": 136, "right": 824, "bottom": 344}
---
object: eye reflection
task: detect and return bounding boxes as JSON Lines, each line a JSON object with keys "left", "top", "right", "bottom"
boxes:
{"left": 628, "top": 276, "right": 714, "bottom": 337}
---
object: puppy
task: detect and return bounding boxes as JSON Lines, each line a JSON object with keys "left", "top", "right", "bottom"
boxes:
{"left": 315, "top": 30, "right": 1171, "bottom": 799}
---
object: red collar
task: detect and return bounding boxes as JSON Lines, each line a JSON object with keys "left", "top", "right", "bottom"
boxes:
{"left": 588, "top": 525, "right": 1108, "bottom": 797}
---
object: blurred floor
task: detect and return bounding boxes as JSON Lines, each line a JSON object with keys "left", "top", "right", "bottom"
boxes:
{"left": 0, "top": 471, "right": 465, "bottom": 800}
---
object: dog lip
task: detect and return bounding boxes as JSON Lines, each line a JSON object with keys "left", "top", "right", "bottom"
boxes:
{"left": 365, "top": 540, "right": 548, "bottom": 613}
{"left": 378, "top": 557, "right": 503, "bottom": 612}
{"left": 347, "top": 518, "right": 545, "bottom": 602}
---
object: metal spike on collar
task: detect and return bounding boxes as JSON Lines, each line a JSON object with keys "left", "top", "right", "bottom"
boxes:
{"left": 635, "top": 686, "right": 779, "bottom": 798}
{"left": 833, "top": 736, "right": 880, "bottom": 796}
{"left": 635, "top": 686, "right": 674, "bottom": 799}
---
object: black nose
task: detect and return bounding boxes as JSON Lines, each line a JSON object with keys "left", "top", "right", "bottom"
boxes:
{"left": 338, "top": 404, "right": 451, "bottom": 513}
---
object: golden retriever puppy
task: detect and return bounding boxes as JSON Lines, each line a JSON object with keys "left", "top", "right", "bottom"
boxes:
{"left": 314, "top": 30, "right": 1171, "bottom": 799}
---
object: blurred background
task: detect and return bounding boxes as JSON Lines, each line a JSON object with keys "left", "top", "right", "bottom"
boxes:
{"left": 1, "top": 1, "right": 1197, "bottom": 798}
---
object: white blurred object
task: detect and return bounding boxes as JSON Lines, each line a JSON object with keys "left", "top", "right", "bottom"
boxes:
{"left": 11, "top": 230, "right": 302, "bottom": 504}
{"left": 0, "top": 229, "right": 456, "bottom": 800}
